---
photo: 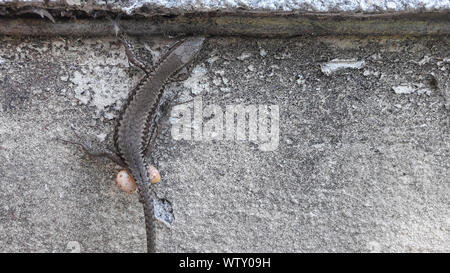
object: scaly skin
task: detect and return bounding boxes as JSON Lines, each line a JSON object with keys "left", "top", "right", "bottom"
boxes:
{"left": 115, "top": 37, "right": 205, "bottom": 253}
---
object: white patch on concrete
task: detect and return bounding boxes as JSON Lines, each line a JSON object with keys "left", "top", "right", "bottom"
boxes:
{"left": 259, "top": 48, "right": 267, "bottom": 57}
{"left": 363, "top": 69, "right": 380, "bottom": 77}
{"left": 392, "top": 83, "right": 432, "bottom": 95}
{"left": 366, "top": 241, "right": 383, "bottom": 253}
{"left": 237, "top": 52, "right": 252, "bottom": 61}
{"left": 296, "top": 74, "right": 305, "bottom": 85}
{"left": 414, "top": 55, "right": 431, "bottom": 65}
{"left": 66, "top": 40, "right": 141, "bottom": 119}
{"left": 96, "top": 133, "right": 107, "bottom": 142}
{"left": 183, "top": 64, "right": 210, "bottom": 95}
{"left": 320, "top": 59, "right": 365, "bottom": 75}
{"left": 66, "top": 241, "right": 81, "bottom": 253}
{"left": 64, "top": 0, "right": 82, "bottom": 5}
{"left": 207, "top": 55, "right": 220, "bottom": 64}
{"left": 70, "top": 66, "right": 136, "bottom": 119}
{"left": 392, "top": 85, "right": 417, "bottom": 94}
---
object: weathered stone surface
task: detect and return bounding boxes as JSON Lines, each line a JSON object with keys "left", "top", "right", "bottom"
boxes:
{"left": 0, "top": 35, "right": 448, "bottom": 252}
{"left": 0, "top": 0, "right": 449, "bottom": 14}
{"left": 1, "top": 1, "right": 449, "bottom": 37}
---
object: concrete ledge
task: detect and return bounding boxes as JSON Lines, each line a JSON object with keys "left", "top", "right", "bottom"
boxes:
{"left": 0, "top": 12, "right": 449, "bottom": 37}
{"left": 0, "top": 1, "right": 450, "bottom": 36}
{"left": 1, "top": 0, "right": 449, "bottom": 15}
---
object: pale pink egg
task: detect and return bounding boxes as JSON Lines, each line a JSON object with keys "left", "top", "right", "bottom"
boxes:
{"left": 116, "top": 165, "right": 161, "bottom": 192}
{"left": 149, "top": 165, "right": 161, "bottom": 184}
{"left": 116, "top": 170, "right": 137, "bottom": 193}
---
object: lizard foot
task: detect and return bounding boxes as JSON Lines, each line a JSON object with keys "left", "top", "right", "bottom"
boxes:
{"left": 57, "top": 124, "right": 125, "bottom": 167}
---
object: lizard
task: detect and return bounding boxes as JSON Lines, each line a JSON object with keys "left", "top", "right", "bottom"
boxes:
{"left": 115, "top": 36, "right": 205, "bottom": 253}
{"left": 62, "top": 36, "right": 205, "bottom": 253}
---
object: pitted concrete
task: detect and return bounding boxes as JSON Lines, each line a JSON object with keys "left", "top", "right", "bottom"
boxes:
{"left": 1, "top": 0, "right": 449, "bottom": 14}
{"left": 0, "top": 35, "right": 449, "bottom": 252}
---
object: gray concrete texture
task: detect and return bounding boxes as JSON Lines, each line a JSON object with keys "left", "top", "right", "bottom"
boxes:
{"left": 1, "top": 0, "right": 449, "bottom": 13}
{"left": 0, "top": 35, "right": 449, "bottom": 252}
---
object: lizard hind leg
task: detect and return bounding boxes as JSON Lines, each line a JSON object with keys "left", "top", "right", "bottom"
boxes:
{"left": 57, "top": 124, "right": 126, "bottom": 167}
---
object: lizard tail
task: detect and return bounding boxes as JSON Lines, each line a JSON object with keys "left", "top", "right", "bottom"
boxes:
{"left": 143, "top": 199, "right": 157, "bottom": 253}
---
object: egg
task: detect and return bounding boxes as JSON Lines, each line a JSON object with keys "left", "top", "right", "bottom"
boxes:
{"left": 116, "top": 165, "right": 161, "bottom": 193}
{"left": 116, "top": 170, "right": 137, "bottom": 193}
{"left": 149, "top": 165, "right": 161, "bottom": 184}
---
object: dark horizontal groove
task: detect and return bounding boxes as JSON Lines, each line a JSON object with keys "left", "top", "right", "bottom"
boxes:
{"left": 0, "top": 11, "right": 449, "bottom": 37}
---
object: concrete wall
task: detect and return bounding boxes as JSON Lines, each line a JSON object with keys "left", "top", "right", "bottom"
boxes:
{"left": 0, "top": 34, "right": 448, "bottom": 252}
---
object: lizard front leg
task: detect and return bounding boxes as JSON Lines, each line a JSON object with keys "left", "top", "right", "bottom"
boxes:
{"left": 119, "top": 34, "right": 153, "bottom": 75}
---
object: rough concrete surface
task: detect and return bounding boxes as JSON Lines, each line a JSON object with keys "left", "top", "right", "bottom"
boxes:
{"left": 0, "top": 34, "right": 449, "bottom": 252}
{"left": 1, "top": 0, "right": 449, "bottom": 13}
